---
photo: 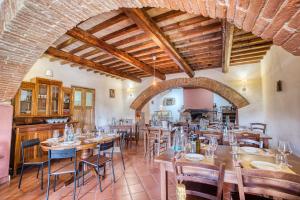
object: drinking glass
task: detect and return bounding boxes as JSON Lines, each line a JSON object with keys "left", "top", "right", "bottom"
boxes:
{"left": 209, "top": 137, "right": 218, "bottom": 158}
{"left": 229, "top": 132, "right": 237, "bottom": 146}
{"left": 205, "top": 146, "right": 213, "bottom": 159}
{"left": 53, "top": 129, "right": 60, "bottom": 138}
{"left": 278, "top": 141, "right": 293, "bottom": 166}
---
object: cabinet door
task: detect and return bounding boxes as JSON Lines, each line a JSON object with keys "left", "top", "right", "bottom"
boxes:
{"left": 50, "top": 85, "right": 61, "bottom": 115}
{"left": 62, "top": 87, "right": 73, "bottom": 115}
{"left": 20, "top": 88, "right": 33, "bottom": 115}
{"left": 14, "top": 82, "right": 35, "bottom": 117}
{"left": 36, "top": 83, "right": 49, "bottom": 115}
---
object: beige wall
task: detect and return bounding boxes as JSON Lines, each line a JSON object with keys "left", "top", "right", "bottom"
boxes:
{"left": 261, "top": 45, "right": 300, "bottom": 155}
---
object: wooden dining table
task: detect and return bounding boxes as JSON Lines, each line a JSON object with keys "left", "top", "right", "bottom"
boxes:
{"left": 196, "top": 129, "right": 272, "bottom": 148}
{"left": 154, "top": 146, "right": 300, "bottom": 200}
{"left": 40, "top": 134, "right": 120, "bottom": 159}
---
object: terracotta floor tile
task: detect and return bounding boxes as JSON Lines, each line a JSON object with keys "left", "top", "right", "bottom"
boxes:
{"left": 131, "top": 191, "right": 150, "bottom": 200}
{"left": 128, "top": 183, "right": 145, "bottom": 194}
{"left": 0, "top": 142, "right": 175, "bottom": 200}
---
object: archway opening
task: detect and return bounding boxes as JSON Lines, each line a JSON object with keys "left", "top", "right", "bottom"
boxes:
{"left": 130, "top": 77, "right": 249, "bottom": 125}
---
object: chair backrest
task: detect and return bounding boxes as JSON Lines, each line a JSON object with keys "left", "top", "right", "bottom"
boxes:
{"left": 99, "top": 140, "right": 114, "bottom": 152}
{"left": 49, "top": 148, "right": 76, "bottom": 159}
{"left": 203, "top": 133, "right": 223, "bottom": 145}
{"left": 174, "top": 158, "right": 225, "bottom": 200}
{"left": 21, "top": 138, "right": 41, "bottom": 162}
{"left": 236, "top": 132, "right": 260, "bottom": 147}
{"left": 48, "top": 148, "right": 77, "bottom": 174}
{"left": 250, "top": 123, "right": 266, "bottom": 134}
{"left": 235, "top": 162, "right": 300, "bottom": 200}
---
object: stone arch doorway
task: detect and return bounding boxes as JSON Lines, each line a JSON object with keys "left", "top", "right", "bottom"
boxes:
{"left": 130, "top": 77, "right": 249, "bottom": 118}
{"left": 1, "top": 0, "right": 299, "bottom": 100}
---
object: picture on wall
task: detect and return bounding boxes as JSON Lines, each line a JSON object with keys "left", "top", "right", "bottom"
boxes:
{"left": 109, "top": 89, "right": 115, "bottom": 98}
{"left": 163, "top": 98, "right": 175, "bottom": 106}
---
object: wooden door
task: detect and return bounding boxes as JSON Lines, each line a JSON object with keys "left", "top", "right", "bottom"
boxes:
{"left": 72, "top": 86, "right": 95, "bottom": 129}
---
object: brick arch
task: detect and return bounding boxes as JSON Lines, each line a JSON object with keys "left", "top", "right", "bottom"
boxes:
{"left": 130, "top": 77, "right": 249, "bottom": 112}
{"left": 1, "top": 0, "right": 299, "bottom": 101}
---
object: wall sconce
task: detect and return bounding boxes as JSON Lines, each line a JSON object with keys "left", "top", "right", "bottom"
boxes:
{"left": 45, "top": 69, "right": 53, "bottom": 78}
{"left": 241, "top": 79, "right": 247, "bottom": 92}
{"left": 127, "top": 87, "right": 134, "bottom": 97}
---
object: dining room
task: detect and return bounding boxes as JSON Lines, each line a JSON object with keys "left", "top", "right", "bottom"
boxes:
{"left": 0, "top": 1, "right": 300, "bottom": 200}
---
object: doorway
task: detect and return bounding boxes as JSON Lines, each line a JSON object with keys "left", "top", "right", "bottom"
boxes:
{"left": 72, "top": 86, "right": 95, "bottom": 129}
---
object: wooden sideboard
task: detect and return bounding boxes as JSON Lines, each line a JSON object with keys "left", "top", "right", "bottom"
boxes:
{"left": 11, "top": 121, "right": 78, "bottom": 176}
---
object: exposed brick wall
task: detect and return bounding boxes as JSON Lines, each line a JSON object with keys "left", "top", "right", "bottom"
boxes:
{"left": 130, "top": 77, "right": 249, "bottom": 111}
{"left": 0, "top": 0, "right": 299, "bottom": 101}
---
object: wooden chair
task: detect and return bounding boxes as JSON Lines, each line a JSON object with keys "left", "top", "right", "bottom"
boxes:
{"left": 202, "top": 132, "right": 223, "bottom": 145}
{"left": 235, "top": 162, "right": 300, "bottom": 200}
{"left": 236, "top": 132, "right": 261, "bottom": 148}
{"left": 46, "top": 148, "right": 77, "bottom": 200}
{"left": 80, "top": 140, "right": 115, "bottom": 192}
{"left": 18, "top": 138, "right": 48, "bottom": 190}
{"left": 145, "top": 128, "right": 168, "bottom": 159}
{"left": 250, "top": 123, "right": 266, "bottom": 134}
{"left": 173, "top": 158, "right": 225, "bottom": 200}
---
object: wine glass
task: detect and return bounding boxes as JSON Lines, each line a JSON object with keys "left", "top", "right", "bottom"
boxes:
{"left": 278, "top": 141, "right": 293, "bottom": 166}
{"left": 209, "top": 137, "right": 218, "bottom": 158}
{"left": 229, "top": 132, "right": 237, "bottom": 146}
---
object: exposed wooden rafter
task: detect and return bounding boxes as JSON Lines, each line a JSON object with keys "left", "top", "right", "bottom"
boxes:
{"left": 221, "top": 21, "right": 234, "bottom": 73}
{"left": 123, "top": 8, "right": 195, "bottom": 78}
{"left": 45, "top": 47, "right": 141, "bottom": 83}
{"left": 67, "top": 27, "right": 166, "bottom": 80}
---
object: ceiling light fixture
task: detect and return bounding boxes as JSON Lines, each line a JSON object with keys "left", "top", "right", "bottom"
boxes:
{"left": 152, "top": 55, "right": 157, "bottom": 86}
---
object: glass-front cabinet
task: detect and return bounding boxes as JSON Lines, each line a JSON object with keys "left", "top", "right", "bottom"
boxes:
{"left": 61, "top": 87, "right": 73, "bottom": 115}
{"left": 14, "top": 82, "right": 36, "bottom": 117}
{"left": 31, "top": 77, "right": 62, "bottom": 116}
{"left": 14, "top": 77, "right": 74, "bottom": 118}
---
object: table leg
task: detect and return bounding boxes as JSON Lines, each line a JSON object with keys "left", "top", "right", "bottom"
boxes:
{"left": 263, "top": 138, "right": 269, "bottom": 149}
{"left": 160, "top": 163, "right": 168, "bottom": 200}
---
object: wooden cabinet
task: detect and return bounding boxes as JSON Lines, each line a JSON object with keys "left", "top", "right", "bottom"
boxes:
{"left": 61, "top": 87, "right": 74, "bottom": 115}
{"left": 31, "top": 77, "right": 62, "bottom": 116}
{"left": 14, "top": 82, "right": 36, "bottom": 117}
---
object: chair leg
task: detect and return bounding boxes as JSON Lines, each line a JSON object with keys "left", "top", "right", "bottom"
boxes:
{"left": 95, "top": 167, "right": 102, "bottom": 192}
{"left": 73, "top": 172, "right": 77, "bottom": 200}
{"left": 37, "top": 166, "right": 40, "bottom": 178}
{"left": 41, "top": 164, "right": 44, "bottom": 190}
{"left": 111, "top": 161, "right": 116, "bottom": 183}
{"left": 18, "top": 164, "right": 25, "bottom": 189}
{"left": 82, "top": 163, "right": 85, "bottom": 186}
{"left": 120, "top": 145, "right": 125, "bottom": 171}
{"left": 46, "top": 173, "right": 51, "bottom": 200}
{"left": 53, "top": 175, "right": 57, "bottom": 192}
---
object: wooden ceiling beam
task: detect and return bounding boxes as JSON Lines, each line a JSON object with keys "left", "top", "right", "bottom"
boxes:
{"left": 231, "top": 52, "right": 267, "bottom": 59}
{"left": 230, "top": 60, "right": 260, "bottom": 66}
{"left": 231, "top": 44, "right": 272, "bottom": 53}
{"left": 221, "top": 21, "right": 234, "bottom": 73}
{"left": 45, "top": 47, "right": 141, "bottom": 82}
{"left": 231, "top": 56, "right": 264, "bottom": 62}
{"left": 231, "top": 48, "right": 270, "bottom": 57}
{"left": 232, "top": 39, "right": 272, "bottom": 49}
{"left": 56, "top": 13, "right": 128, "bottom": 49}
{"left": 67, "top": 27, "right": 166, "bottom": 80}
{"left": 123, "top": 8, "right": 194, "bottom": 78}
